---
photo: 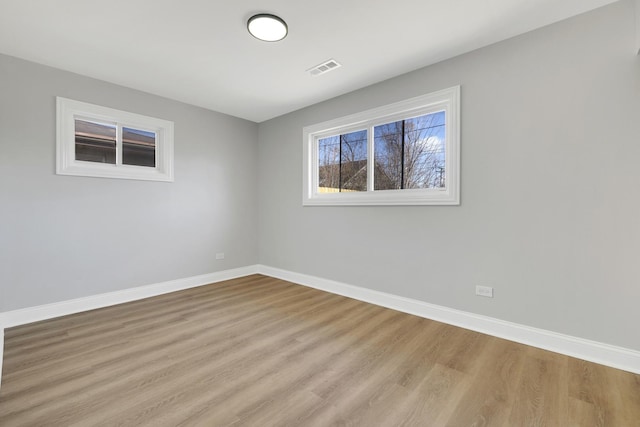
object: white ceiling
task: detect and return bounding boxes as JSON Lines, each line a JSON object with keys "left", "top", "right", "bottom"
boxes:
{"left": 0, "top": 0, "right": 618, "bottom": 122}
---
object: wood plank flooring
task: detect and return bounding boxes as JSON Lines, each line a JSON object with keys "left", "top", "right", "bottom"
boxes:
{"left": 0, "top": 274, "right": 638, "bottom": 426}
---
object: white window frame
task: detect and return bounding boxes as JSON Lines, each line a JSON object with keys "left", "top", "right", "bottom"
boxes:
{"left": 56, "top": 97, "right": 174, "bottom": 182}
{"left": 303, "top": 86, "right": 460, "bottom": 206}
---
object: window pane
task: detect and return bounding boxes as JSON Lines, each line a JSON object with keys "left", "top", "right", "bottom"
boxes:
{"left": 339, "top": 130, "right": 367, "bottom": 192}
{"left": 404, "top": 111, "right": 446, "bottom": 189}
{"left": 123, "top": 127, "right": 156, "bottom": 168}
{"left": 318, "top": 135, "right": 340, "bottom": 192}
{"left": 374, "top": 111, "right": 446, "bottom": 190}
{"left": 374, "top": 121, "right": 403, "bottom": 190}
{"left": 75, "top": 119, "right": 116, "bottom": 164}
{"left": 318, "top": 130, "right": 367, "bottom": 193}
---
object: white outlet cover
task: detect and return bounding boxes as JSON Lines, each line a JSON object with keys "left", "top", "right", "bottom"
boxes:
{"left": 476, "top": 285, "right": 494, "bottom": 298}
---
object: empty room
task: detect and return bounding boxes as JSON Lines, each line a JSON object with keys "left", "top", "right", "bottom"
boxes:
{"left": 1, "top": 0, "right": 639, "bottom": 425}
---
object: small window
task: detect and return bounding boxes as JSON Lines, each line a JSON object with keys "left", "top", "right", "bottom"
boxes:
{"left": 303, "top": 86, "right": 460, "bottom": 205}
{"left": 318, "top": 129, "right": 368, "bottom": 192}
{"left": 57, "top": 97, "right": 174, "bottom": 181}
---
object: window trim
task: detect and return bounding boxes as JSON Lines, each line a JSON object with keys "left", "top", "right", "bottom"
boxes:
{"left": 303, "top": 86, "right": 460, "bottom": 206}
{"left": 56, "top": 97, "right": 174, "bottom": 182}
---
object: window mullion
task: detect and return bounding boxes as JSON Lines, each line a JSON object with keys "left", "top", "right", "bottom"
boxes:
{"left": 401, "top": 119, "right": 405, "bottom": 189}
{"left": 367, "top": 125, "right": 374, "bottom": 192}
{"left": 116, "top": 124, "right": 123, "bottom": 166}
{"left": 339, "top": 134, "right": 343, "bottom": 192}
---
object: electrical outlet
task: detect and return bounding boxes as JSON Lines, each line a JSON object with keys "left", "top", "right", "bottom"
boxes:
{"left": 476, "top": 285, "right": 494, "bottom": 298}
{"left": 215, "top": 253, "right": 225, "bottom": 260}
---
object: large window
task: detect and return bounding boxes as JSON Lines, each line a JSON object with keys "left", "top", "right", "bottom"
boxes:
{"left": 303, "top": 86, "right": 459, "bottom": 205}
{"left": 56, "top": 97, "right": 174, "bottom": 181}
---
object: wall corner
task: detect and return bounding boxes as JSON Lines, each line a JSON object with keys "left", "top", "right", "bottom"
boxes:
{"left": 636, "top": 0, "right": 640, "bottom": 54}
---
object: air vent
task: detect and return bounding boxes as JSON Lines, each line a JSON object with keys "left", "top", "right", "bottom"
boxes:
{"left": 307, "top": 59, "right": 342, "bottom": 76}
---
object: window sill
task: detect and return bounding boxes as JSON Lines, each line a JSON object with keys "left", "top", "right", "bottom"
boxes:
{"left": 56, "top": 161, "right": 173, "bottom": 182}
{"left": 302, "top": 188, "right": 459, "bottom": 206}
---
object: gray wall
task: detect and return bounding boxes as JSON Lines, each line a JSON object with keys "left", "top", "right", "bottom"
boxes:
{"left": 258, "top": 0, "right": 640, "bottom": 351}
{"left": 0, "top": 54, "right": 259, "bottom": 312}
{"left": 1, "top": 1, "right": 638, "bottom": 353}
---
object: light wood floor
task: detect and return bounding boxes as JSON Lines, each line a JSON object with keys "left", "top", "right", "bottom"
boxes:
{"left": 0, "top": 275, "right": 638, "bottom": 426}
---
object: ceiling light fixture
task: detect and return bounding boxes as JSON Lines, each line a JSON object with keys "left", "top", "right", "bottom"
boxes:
{"left": 247, "top": 14, "right": 288, "bottom": 42}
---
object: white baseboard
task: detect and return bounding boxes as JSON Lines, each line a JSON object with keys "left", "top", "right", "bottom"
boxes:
{"left": 0, "top": 265, "right": 259, "bottom": 329}
{"left": 0, "top": 328, "right": 3, "bottom": 388}
{"left": 0, "top": 265, "right": 260, "bottom": 389}
{"left": 1, "top": 263, "right": 638, "bottom": 391}
{"left": 257, "top": 264, "right": 640, "bottom": 374}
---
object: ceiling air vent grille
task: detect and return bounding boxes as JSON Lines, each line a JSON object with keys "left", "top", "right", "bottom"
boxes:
{"left": 307, "top": 59, "right": 341, "bottom": 76}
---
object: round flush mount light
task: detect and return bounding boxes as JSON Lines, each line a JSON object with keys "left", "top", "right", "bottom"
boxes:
{"left": 247, "top": 14, "right": 288, "bottom": 42}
